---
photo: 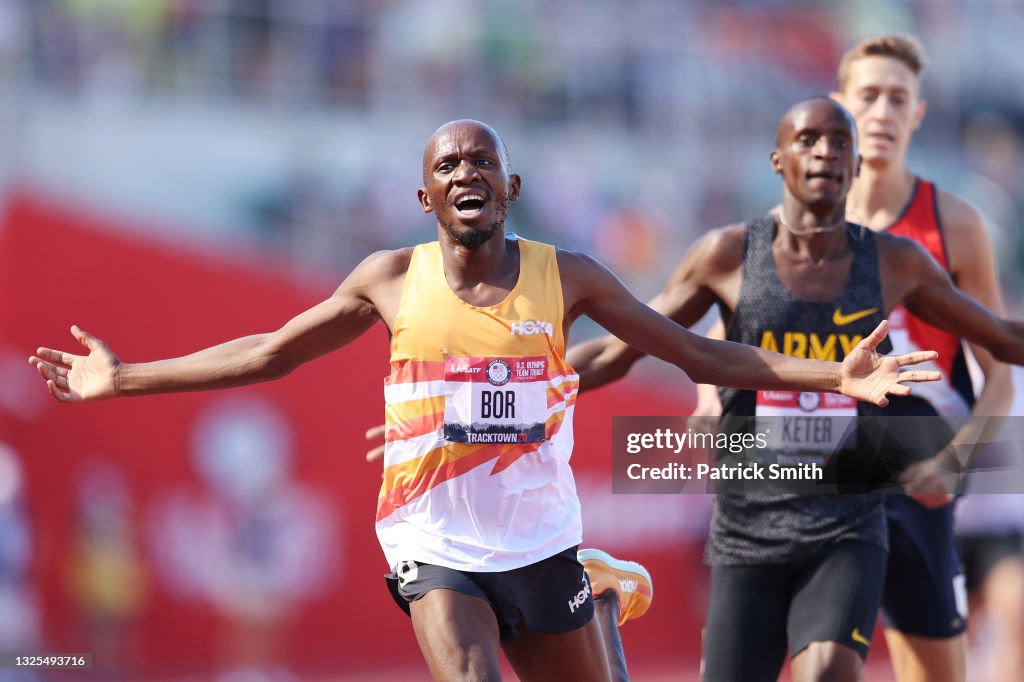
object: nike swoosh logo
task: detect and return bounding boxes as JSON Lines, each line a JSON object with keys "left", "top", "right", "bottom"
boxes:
{"left": 851, "top": 628, "right": 871, "bottom": 647}
{"left": 833, "top": 307, "right": 878, "bottom": 326}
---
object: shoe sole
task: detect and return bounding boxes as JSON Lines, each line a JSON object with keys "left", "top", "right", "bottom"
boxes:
{"left": 577, "top": 548, "right": 653, "bottom": 598}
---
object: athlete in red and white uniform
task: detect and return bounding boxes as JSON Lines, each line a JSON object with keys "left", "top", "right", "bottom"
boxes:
{"left": 833, "top": 35, "right": 1014, "bottom": 682}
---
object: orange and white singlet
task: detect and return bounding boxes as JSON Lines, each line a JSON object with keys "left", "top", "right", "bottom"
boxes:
{"left": 376, "top": 236, "right": 581, "bottom": 572}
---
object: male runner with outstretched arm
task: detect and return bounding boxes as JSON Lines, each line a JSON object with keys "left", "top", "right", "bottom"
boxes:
{"left": 29, "top": 119, "right": 937, "bottom": 681}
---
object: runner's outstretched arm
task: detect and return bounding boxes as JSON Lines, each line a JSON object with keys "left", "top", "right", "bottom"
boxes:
{"left": 560, "top": 249, "right": 939, "bottom": 407}
{"left": 567, "top": 227, "right": 736, "bottom": 393}
{"left": 28, "top": 250, "right": 402, "bottom": 402}
{"left": 892, "top": 238, "right": 1024, "bottom": 366}
{"left": 891, "top": 209, "right": 1014, "bottom": 507}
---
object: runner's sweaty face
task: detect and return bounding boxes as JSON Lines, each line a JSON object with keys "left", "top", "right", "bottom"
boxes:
{"left": 418, "top": 120, "right": 521, "bottom": 249}
{"left": 772, "top": 100, "right": 859, "bottom": 212}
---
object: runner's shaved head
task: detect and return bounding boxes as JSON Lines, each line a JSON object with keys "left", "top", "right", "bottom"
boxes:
{"left": 776, "top": 97, "right": 858, "bottom": 147}
{"left": 422, "top": 119, "right": 512, "bottom": 182}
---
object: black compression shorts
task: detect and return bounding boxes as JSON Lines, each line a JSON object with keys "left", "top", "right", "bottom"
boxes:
{"left": 702, "top": 540, "right": 886, "bottom": 682}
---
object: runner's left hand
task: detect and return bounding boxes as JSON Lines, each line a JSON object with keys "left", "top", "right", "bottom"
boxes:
{"left": 838, "top": 320, "right": 941, "bottom": 407}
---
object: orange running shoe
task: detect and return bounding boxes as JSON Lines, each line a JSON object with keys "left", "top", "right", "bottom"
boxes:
{"left": 578, "top": 548, "right": 653, "bottom": 626}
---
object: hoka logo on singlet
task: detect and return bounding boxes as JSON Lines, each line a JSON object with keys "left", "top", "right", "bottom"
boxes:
{"left": 759, "top": 331, "right": 863, "bottom": 361}
{"left": 510, "top": 320, "right": 553, "bottom": 336}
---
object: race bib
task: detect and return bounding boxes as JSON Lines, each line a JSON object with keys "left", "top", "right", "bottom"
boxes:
{"left": 443, "top": 356, "right": 549, "bottom": 445}
{"left": 756, "top": 390, "right": 857, "bottom": 457}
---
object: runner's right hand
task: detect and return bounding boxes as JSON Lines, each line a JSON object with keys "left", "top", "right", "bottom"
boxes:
{"left": 29, "top": 325, "right": 121, "bottom": 403}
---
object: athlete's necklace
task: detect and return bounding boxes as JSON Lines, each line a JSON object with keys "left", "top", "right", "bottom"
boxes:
{"left": 777, "top": 213, "right": 845, "bottom": 237}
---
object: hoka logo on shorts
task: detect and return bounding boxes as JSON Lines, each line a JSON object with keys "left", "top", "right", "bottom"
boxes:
{"left": 567, "top": 580, "right": 592, "bottom": 613}
{"left": 510, "top": 320, "right": 553, "bottom": 336}
{"left": 396, "top": 560, "right": 419, "bottom": 587}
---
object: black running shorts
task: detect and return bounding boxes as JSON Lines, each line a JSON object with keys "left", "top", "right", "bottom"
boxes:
{"left": 702, "top": 540, "right": 886, "bottom": 682}
{"left": 881, "top": 495, "right": 968, "bottom": 637}
{"left": 873, "top": 396, "right": 968, "bottom": 638}
{"left": 385, "top": 546, "right": 594, "bottom": 640}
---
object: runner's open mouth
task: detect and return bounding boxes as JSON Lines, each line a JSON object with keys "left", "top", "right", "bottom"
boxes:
{"left": 456, "top": 198, "right": 485, "bottom": 211}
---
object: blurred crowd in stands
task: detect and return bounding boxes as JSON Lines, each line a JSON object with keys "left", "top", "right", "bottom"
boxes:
{"left": 0, "top": 0, "right": 1019, "bottom": 304}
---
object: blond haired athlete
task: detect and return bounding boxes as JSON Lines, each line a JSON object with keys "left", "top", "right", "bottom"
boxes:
{"left": 832, "top": 34, "right": 1014, "bottom": 682}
